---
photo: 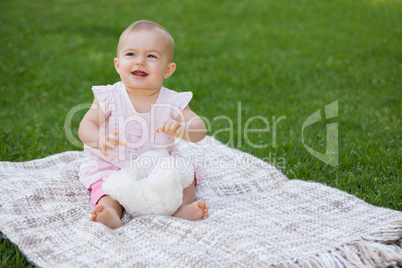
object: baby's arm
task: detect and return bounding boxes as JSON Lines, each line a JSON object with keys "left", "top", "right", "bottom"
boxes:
{"left": 155, "top": 105, "right": 207, "bottom": 143}
{"left": 78, "top": 98, "right": 126, "bottom": 156}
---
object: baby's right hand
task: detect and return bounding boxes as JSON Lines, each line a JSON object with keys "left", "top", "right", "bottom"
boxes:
{"left": 98, "top": 131, "right": 127, "bottom": 157}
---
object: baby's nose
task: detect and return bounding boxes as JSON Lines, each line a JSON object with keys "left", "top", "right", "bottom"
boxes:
{"left": 135, "top": 57, "right": 146, "bottom": 65}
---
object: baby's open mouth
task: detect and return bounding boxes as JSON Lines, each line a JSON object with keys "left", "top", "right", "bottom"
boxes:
{"left": 132, "top": 70, "right": 148, "bottom": 77}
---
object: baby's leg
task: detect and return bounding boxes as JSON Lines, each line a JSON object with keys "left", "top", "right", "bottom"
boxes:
{"left": 173, "top": 180, "right": 209, "bottom": 220}
{"left": 90, "top": 195, "right": 123, "bottom": 229}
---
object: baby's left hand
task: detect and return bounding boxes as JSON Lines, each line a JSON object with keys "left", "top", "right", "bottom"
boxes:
{"left": 155, "top": 119, "right": 185, "bottom": 138}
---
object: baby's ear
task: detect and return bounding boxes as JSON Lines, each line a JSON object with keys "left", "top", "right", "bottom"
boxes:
{"left": 114, "top": 57, "right": 120, "bottom": 74}
{"left": 164, "top": 62, "right": 176, "bottom": 79}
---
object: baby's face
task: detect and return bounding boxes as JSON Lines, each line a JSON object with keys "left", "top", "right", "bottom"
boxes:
{"left": 114, "top": 29, "right": 175, "bottom": 94}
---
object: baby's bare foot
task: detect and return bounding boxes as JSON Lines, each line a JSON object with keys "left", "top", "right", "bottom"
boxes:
{"left": 90, "top": 204, "right": 123, "bottom": 229}
{"left": 173, "top": 200, "right": 209, "bottom": 220}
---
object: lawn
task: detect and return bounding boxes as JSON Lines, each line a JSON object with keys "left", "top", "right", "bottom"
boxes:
{"left": 1, "top": 0, "right": 401, "bottom": 266}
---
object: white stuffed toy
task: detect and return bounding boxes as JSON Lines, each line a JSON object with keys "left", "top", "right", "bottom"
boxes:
{"left": 101, "top": 150, "right": 194, "bottom": 217}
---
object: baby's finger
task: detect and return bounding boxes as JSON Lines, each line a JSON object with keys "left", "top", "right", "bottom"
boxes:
{"left": 157, "top": 121, "right": 170, "bottom": 134}
{"left": 155, "top": 125, "right": 163, "bottom": 133}
{"left": 156, "top": 124, "right": 167, "bottom": 133}
{"left": 168, "top": 121, "right": 182, "bottom": 133}
{"left": 99, "top": 147, "right": 109, "bottom": 157}
{"left": 175, "top": 126, "right": 183, "bottom": 136}
{"left": 110, "top": 136, "right": 127, "bottom": 148}
{"left": 168, "top": 121, "right": 178, "bottom": 131}
{"left": 165, "top": 122, "right": 175, "bottom": 134}
{"left": 108, "top": 133, "right": 122, "bottom": 146}
{"left": 118, "top": 139, "right": 127, "bottom": 146}
{"left": 110, "top": 131, "right": 127, "bottom": 146}
{"left": 166, "top": 122, "right": 172, "bottom": 129}
{"left": 114, "top": 137, "right": 128, "bottom": 146}
{"left": 105, "top": 138, "right": 116, "bottom": 149}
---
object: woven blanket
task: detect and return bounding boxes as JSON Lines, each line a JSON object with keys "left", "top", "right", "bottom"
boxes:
{"left": 0, "top": 136, "right": 401, "bottom": 267}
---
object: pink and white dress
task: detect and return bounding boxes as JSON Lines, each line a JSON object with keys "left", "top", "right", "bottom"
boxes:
{"left": 79, "top": 81, "right": 194, "bottom": 204}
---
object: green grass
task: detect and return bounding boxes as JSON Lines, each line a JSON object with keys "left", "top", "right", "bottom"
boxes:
{"left": 0, "top": 239, "right": 34, "bottom": 268}
{"left": 1, "top": 0, "right": 401, "bottom": 266}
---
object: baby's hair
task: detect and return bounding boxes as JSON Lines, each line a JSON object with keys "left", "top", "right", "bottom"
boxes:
{"left": 116, "top": 20, "right": 175, "bottom": 62}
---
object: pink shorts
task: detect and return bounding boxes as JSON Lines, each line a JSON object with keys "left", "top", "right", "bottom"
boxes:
{"left": 89, "top": 179, "right": 106, "bottom": 205}
{"left": 89, "top": 173, "right": 199, "bottom": 205}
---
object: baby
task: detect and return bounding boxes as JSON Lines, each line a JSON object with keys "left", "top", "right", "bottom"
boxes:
{"left": 78, "top": 20, "right": 208, "bottom": 228}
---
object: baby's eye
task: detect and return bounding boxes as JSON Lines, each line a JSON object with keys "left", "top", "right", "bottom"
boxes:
{"left": 126, "top": 52, "right": 135, "bottom": 57}
{"left": 147, "top": 54, "right": 157, "bottom": 59}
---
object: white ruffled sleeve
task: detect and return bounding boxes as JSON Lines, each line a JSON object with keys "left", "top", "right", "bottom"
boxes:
{"left": 91, "top": 84, "right": 113, "bottom": 118}
{"left": 159, "top": 87, "right": 193, "bottom": 120}
{"left": 173, "top": 91, "right": 193, "bottom": 112}
{"left": 168, "top": 91, "right": 193, "bottom": 120}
